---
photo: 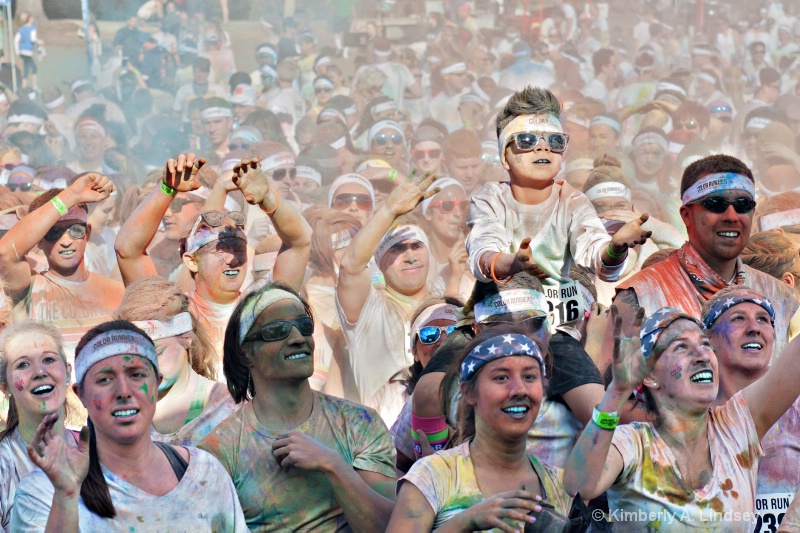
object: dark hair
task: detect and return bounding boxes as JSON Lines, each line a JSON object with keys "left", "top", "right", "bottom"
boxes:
{"left": 495, "top": 86, "right": 562, "bottom": 136}
{"left": 75, "top": 320, "right": 155, "bottom": 519}
{"left": 29, "top": 188, "right": 88, "bottom": 215}
{"left": 592, "top": 48, "right": 615, "bottom": 75}
{"left": 679, "top": 154, "right": 754, "bottom": 198}
{"left": 223, "top": 282, "right": 313, "bottom": 403}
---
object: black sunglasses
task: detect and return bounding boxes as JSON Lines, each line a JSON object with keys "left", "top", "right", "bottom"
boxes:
{"left": 43, "top": 223, "right": 87, "bottom": 243}
{"left": 228, "top": 142, "right": 251, "bottom": 151}
{"left": 692, "top": 197, "right": 756, "bottom": 214}
{"left": 269, "top": 167, "right": 297, "bottom": 181}
{"left": 7, "top": 182, "right": 32, "bottom": 192}
{"left": 244, "top": 316, "right": 314, "bottom": 342}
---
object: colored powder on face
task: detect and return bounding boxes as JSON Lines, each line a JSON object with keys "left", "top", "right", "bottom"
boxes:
{"left": 93, "top": 399, "right": 102, "bottom": 411}
{"left": 671, "top": 364, "right": 682, "bottom": 380}
{"left": 14, "top": 379, "right": 24, "bottom": 391}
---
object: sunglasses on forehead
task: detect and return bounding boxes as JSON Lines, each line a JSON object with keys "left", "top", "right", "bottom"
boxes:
{"left": 508, "top": 132, "right": 569, "bottom": 154}
{"left": 43, "top": 223, "right": 86, "bottom": 242}
{"left": 197, "top": 210, "right": 246, "bottom": 228}
{"left": 691, "top": 197, "right": 756, "bottom": 214}
{"left": 244, "top": 316, "right": 314, "bottom": 342}
{"left": 269, "top": 167, "right": 297, "bottom": 181}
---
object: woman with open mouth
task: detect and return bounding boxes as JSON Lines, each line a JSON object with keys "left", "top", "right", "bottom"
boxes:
{"left": 388, "top": 324, "right": 573, "bottom": 532}
{"left": 12, "top": 320, "right": 247, "bottom": 530}
{"left": 564, "top": 305, "right": 800, "bottom": 531}
{"left": 0, "top": 321, "right": 76, "bottom": 530}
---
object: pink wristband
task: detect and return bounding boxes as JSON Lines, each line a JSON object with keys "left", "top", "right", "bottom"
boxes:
{"left": 411, "top": 414, "right": 450, "bottom": 458}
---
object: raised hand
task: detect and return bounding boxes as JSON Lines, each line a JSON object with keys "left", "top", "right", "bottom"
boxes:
{"left": 512, "top": 237, "right": 550, "bottom": 279}
{"left": 164, "top": 153, "right": 204, "bottom": 193}
{"left": 65, "top": 172, "right": 115, "bottom": 205}
{"left": 455, "top": 489, "right": 543, "bottom": 533}
{"left": 27, "top": 413, "right": 89, "bottom": 495}
{"left": 232, "top": 158, "right": 270, "bottom": 205}
{"left": 611, "top": 213, "right": 652, "bottom": 251}
{"left": 609, "top": 306, "right": 648, "bottom": 394}
{"left": 385, "top": 169, "right": 440, "bottom": 217}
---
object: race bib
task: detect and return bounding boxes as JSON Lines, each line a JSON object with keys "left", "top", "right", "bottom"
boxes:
{"left": 543, "top": 280, "right": 584, "bottom": 332}
{"left": 754, "top": 492, "right": 794, "bottom": 533}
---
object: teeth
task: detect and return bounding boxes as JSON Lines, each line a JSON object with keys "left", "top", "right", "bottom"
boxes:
{"left": 285, "top": 353, "right": 310, "bottom": 360}
{"left": 31, "top": 385, "right": 54, "bottom": 395}
{"left": 690, "top": 371, "right": 714, "bottom": 383}
{"left": 223, "top": 270, "right": 239, "bottom": 276}
{"left": 502, "top": 406, "right": 529, "bottom": 413}
{"left": 742, "top": 343, "right": 762, "bottom": 349}
{"left": 59, "top": 250, "right": 75, "bottom": 255}
{"left": 112, "top": 409, "right": 138, "bottom": 418}
{"left": 717, "top": 232, "right": 739, "bottom": 237}
{"left": 535, "top": 160, "right": 550, "bottom": 163}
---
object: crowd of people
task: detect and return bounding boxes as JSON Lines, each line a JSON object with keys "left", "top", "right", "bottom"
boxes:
{"left": 0, "top": 0, "right": 799, "bottom": 530}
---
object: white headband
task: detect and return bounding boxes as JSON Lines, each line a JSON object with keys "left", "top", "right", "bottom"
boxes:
{"left": 692, "top": 46, "right": 713, "bottom": 56}
{"left": 367, "top": 120, "right": 404, "bottom": 146}
{"left": 319, "top": 108, "right": 346, "bottom": 123}
{"left": 590, "top": 115, "right": 622, "bottom": 133}
{"left": 371, "top": 101, "right": 396, "bottom": 114}
{"left": 331, "top": 229, "right": 353, "bottom": 250}
{"left": 44, "top": 94, "right": 64, "bottom": 110}
{"left": 238, "top": 288, "right": 303, "bottom": 344}
{"left": 76, "top": 330, "right": 158, "bottom": 384}
{"left": 498, "top": 114, "right": 564, "bottom": 165}
{"left": 566, "top": 158, "right": 594, "bottom": 173}
{"left": 8, "top": 114, "right": 44, "bottom": 126}
{"left": 696, "top": 71, "right": 718, "bottom": 86}
{"left": 632, "top": 132, "right": 669, "bottom": 153}
{"left": 330, "top": 136, "right": 346, "bottom": 150}
{"left": 681, "top": 172, "right": 755, "bottom": 205}
{"left": 185, "top": 215, "right": 247, "bottom": 255}
{"left": 296, "top": 165, "right": 322, "bottom": 186}
{"left": 585, "top": 182, "right": 632, "bottom": 203}
{"left": 314, "top": 78, "right": 334, "bottom": 90}
{"left": 746, "top": 116, "right": 772, "bottom": 131}
{"left": 474, "top": 289, "right": 549, "bottom": 323}
{"left": 253, "top": 251, "right": 278, "bottom": 272}
{"left": 188, "top": 186, "right": 212, "bottom": 200}
{"left": 373, "top": 48, "right": 392, "bottom": 58}
{"left": 132, "top": 312, "right": 194, "bottom": 341}
{"left": 655, "top": 81, "right": 686, "bottom": 95}
{"left": 374, "top": 225, "right": 429, "bottom": 267}
{"left": 680, "top": 154, "right": 705, "bottom": 169}
{"left": 566, "top": 116, "right": 591, "bottom": 128}
{"left": 410, "top": 303, "right": 459, "bottom": 339}
{"left": 344, "top": 104, "right": 358, "bottom": 115}
{"left": 200, "top": 106, "right": 233, "bottom": 120}
{"left": 760, "top": 208, "right": 800, "bottom": 231}
{"left": 261, "top": 152, "right": 295, "bottom": 172}
{"left": 76, "top": 120, "right": 107, "bottom": 138}
{"left": 440, "top": 62, "right": 467, "bottom": 75}
{"left": 421, "top": 177, "right": 465, "bottom": 214}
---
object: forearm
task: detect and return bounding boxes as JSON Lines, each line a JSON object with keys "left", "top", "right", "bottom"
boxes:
{"left": 115, "top": 185, "right": 171, "bottom": 258}
{"left": 444, "top": 269, "right": 463, "bottom": 299}
{"left": 563, "top": 385, "right": 629, "bottom": 498}
{"left": 0, "top": 189, "right": 76, "bottom": 266}
{"left": 203, "top": 183, "right": 229, "bottom": 212}
{"left": 262, "top": 190, "right": 311, "bottom": 250}
{"left": 340, "top": 204, "right": 396, "bottom": 274}
{"left": 325, "top": 461, "right": 395, "bottom": 532}
{"left": 477, "top": 251, "right": 516, "bottom": 281}
{"left": 44, "top": 491, "right": 79, "bottom": 533}
{"left": 600, "top": 241, "right": 627, "bottom": 267}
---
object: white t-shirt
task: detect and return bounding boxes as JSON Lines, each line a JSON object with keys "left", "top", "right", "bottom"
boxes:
{"left": 11, "top": 447, "right": 248, "bottom": 532}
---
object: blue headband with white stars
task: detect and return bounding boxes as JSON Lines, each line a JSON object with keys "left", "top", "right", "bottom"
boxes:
{"left": 702, "top": 288, "right": 775, "bottom": 331}
{"left": 460, "top": 333, "right": 545, "bottom": 382}
{"left": 640, "top": 307, "right": 703, "bottom": 359}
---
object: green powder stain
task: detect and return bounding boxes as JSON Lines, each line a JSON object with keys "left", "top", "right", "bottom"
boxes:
{"left": 123, "top": 355, "right": 131, "bottom": 361}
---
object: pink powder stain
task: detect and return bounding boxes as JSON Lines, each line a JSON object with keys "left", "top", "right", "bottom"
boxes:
{"left": 14, "top": 379, "right": 24, "bottom": 392}
{"left": 93, "top": 399, "right": 102, "bottom": 411}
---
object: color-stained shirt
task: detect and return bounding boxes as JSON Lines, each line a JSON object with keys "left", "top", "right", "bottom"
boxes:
{"left": 609, "top": 392, "right": 763, "bottom": 531}
{"left": 11, "top": 447, "right": 248, "bottom": 532}
{"left": 755, "top": 397, "right": 800, "bottom": 527}
{"left": 198, "top": 391, "right": 396, "bottom": 532}
{"left": 186, "top": 290, "right": 237, "bottom": 373}
{"left": 401, "top": 441, "right": 572, "bottom": 531}
{"left": 152, "top": 382, "right": 239, "bottom": 447}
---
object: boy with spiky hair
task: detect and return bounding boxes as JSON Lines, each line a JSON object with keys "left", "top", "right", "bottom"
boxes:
{"left": 465, "top": 86, "right": 652, "bottom": 424}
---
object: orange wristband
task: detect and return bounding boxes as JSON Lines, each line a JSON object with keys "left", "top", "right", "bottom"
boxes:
{"left": 490, "top": 252, "right": 513, "bottom": 284}
{"left": 261, "top": 191, "right": 280, "bottom": 216}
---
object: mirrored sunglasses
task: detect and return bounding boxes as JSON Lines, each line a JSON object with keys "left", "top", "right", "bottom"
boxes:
{"left": 509, "top": 132, "right": 569, "bottom": 154}
{"left": 374, "top": 133, "right": 403, "bottom": 146}
{"left": 417, "top": 324, "right": 456, "bottom": 344}
{"left": 43, "top": 223, "right": 86, "bottom": 242}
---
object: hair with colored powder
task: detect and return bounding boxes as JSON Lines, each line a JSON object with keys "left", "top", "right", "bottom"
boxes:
{"left": 495, "top": 86, "right": 562, "bottom": 136}
{"left": 302, "top": 206, "right": 362, "bottom": 278}
{"left": 223, "top": 282, "right": 314, "bottom": 403}
{"left": 741, "top": 232, "right": 800, "bottom": 282}
{"left": 113, "top": 277, "right": 217, "bottom": 380}
{"left": 679, "top": 154, "right": 754, "bottom": 198}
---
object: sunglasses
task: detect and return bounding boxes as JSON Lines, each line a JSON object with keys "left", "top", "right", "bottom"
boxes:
{"left": 7, "top": 182, "right": 32, "bottom": 192}
{"left": 481, "top": 152, "right": 500, "bottom": 166}
{"left": 244, "top": 316, "right": 314, "bottom": 342}
{"left": 677, "top": 120, "right": 699, "bottom": 130}
{"left": 43, "top": 223, "right": 87, "bottom": 243}
{"left": 333, "top": 193, "right": 373, "bottom": 211}
{"left": 269, "top": 167, "right": 297, "bottom": 181}
{"left": 508, "top": 132, "right": 569, "bottom": 154}
{"left": 195, "top": 210, "right": 246, "bottom": 229}
{"left": 710, "top": 105, "right": 732, "bottom": 114}
{"left": 428, "top": 199, "right": 469, "bottom": 213}
{"left": 228, "top": 142, "right": 251, "bottom": 151}
{"left": 691, "top": 197, "right": 756, "bottom": 214}
{"left": 169, "top": 197, "right": 202, "bottom": 213}
{"left": 412, "top": 148, "right": 441, "bottom": 160}
{"left": 315, "top": 87, "right": 332, "bottom": 94}
{"left": 417, "top": 324, "right": 456, "bottom": 344}
{"left": 373, "top": 133, "right": 403, "bottom": 146}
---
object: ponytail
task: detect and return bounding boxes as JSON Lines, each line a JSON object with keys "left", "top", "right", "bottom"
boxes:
{"left": 79, "top": 420, "right": 115, "bottom": 518}
{"left": 0, "top": 396, "right": 19, "bottom": 443}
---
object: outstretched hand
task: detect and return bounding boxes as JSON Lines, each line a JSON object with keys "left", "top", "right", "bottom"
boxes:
{"left": 609, "top": 306, "right": 648, "bottom": 394}
{"left": 512, "top": 237, "right": 550, "bottom": 279}
{"left": 232, "top": 158, "right": 271, "bottom": 205}
{"left": 65, "top": 172, "right": 115, "bottom": 205}
{"left": 27, "top": 413, "right": 89, "bottom": 495}
{"left": 384, "top": 169, "right": 440, "bottom": 217}
{"left": 164, "top": 153, "right": 204, "bottom": 193}
{"left": 610, "top": 213, "right": 652, "bottom": 251}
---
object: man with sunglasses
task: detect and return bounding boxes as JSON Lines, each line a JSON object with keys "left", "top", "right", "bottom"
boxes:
{"left": 609, "top": 154, "right": 800, "bottom": 359}
{"left": 0, "top": 172, "right": 123, "bottom": 350}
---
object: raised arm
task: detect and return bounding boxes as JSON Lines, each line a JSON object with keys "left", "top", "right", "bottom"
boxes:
{"left": 337, "top": 171, "right": 439, "bottom": 323}
{"left": 563, "top": 307, "right": 646, "bottom": 499}
{"left": 0, "top": 173, "right": 114, "bottom": 296}
{"left": 231, "top": 158, "right": 312, "bottom": 292}
{"left": 115, "top": 154, "right": 204, "bottom": 286}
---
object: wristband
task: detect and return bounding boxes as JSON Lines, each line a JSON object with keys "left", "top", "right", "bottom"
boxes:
{"left": 387, "top": 168, "right": 397, "bottom": 181}
{"left": 592, "top": 406, "right": 619, "bottom": 430}
{"left": 160, "top": 181, "right": 177, "bottom": 196}
{"left": 606, "top": 245, "right": 627, "bottom": 259}
{"left": 490, "top": 252, "right": 513, "bottom": 284}
{"left": 261, "top": 191, "right": 280, "bottom": 216}
{"left": 49, "top": 196, "right": 68, "bottom": 216}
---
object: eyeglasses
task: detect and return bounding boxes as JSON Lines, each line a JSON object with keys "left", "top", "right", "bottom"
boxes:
{"left": 244, "top": 316, "right": 314, "bottom": 342}
{"left": 691, "top": 197, "right": 756, "bottom": 214}
{"left": 194, "top": 210, "right": 246, "bottom": 229}
{"left": 373, "top": 133, "right": 403, "bottom": 146}
{"left": 43, "top": 223, "right": 87, "bottom": 242}
{"left": 508, "top": 132, "right": 569, "bottom": 154}
{"left": 412, "top": 148, "right": 441, "bottom": 160}
{"left": 417, "top": 324, "right": 456, "bottom": 344}
{"left": 269, "top": 167, "right": 297, "bottom": 181}
{"left": 7, "top": 182, "right": 32, "bottom": 192}
{"left": 428, "top": 199, "right": 469, "bottom": 214}
{"left": 315, "top": 87, "right": 332, "bottom": 95}
{"left": 169, "top": 197, "right": 202, "bottom": 213}
{"left": 481, "top": 152, "right": 500, "bottom": 166}
{"left": 333, "top": 193, "right": 373, "bottom": 211}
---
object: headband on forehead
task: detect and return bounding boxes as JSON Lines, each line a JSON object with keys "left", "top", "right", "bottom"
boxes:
{"left": 76, "top": 330, "right": 158, "bottom": 384}
{"left": 585, "top": 182, "right": 632, "bottom": 203}
{"left": 681, "top": 172, "right": 755, "bottom": 205}
{"left": 314, "top": 78, "right": 334, "bottom": 90}
{"left": 58, "top": 205, "right": 89, "bottom": 224}
{"left": 460, "top": 333, "right": 545, "bottom": 382}
{"left": 132, "top": 312, "right": 194, "bottom": 341}
{"left": 331, "top": 229, "right": 354, "bottom": 250}
{"left": 639, "top": 307, "right": 703, "bottom": 360}
{"left": 8, "top": 114, "right": 44, "bottom": 126}
{"left": 367, "top": 120, "right": 405, "bottom": 146}
{"left": 253, "top": 251, "right": 278, "bottom": 273}
{"left": 296, "top": 165, "right": 322, "bottom": 186}
{"left": 185, "top": 216, "right": 247, "bottom": 256}
{"left": 655, "top": 81, "right": 687, "bottom": 96}
{"left": 746, "top": 116, "right": 772, "bottom": 131}
{"left": 696, "top": 71, "right": 719, "bottom": 86}
{"left": 632, "top": 131, "right": 669, "bottom": 154}
{"left": 411, "top": 303, "right": 459, "bottom": 339}
{"left": 319, "top": 107, "right": 347, "bottom": 124}
{"left": 330, "top": 136, "right": 346, "bottom": 150}
{"left": 702, "top": 289, "right": 775, "bottom": 330}
{"left": 440, "top": 62, "right": 467, "bottom": 75}
{"left": 474, "top": 289, "right": 549, "bottom": 323}
{"left": 261, "top": 152, "right": 295, "bottom": 172}
{"left": 566, "top": 158, "right": 594, "bottom": 173}
{"left": 421, "top": 177, "right": 465, "bottom": 214}
{"left": 760, "top": 208, "right": 800, "bottom": 231}
{"left": 374, "top": 225, "right": 429, "bottom": 267}
{"left": 498, "top": 114, "right": 564, "bottom": 165}
{"left": 371, "top": 101, "right": 396, "bottom": 114}
{"left": 239, "top": 288, "right": 304, "bottom": 344}
{"left": 200, "top": 106, "right": 233, "bottom": 120}
{"left": 44, "top": 94, "right": 64, "bottom": 110}
{"left": 590, "top": 115, "right": 622, "bottom": 133}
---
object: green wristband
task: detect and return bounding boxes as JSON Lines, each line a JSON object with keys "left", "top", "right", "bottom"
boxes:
{"left": 387, "top": 168, "right": 398, "bottom": 181}
{"left": 606, "top": 244, "right": 627, "bottom": 259}
{"left": 49, "top": 196, "right": 68, "bottom": 216}
{"left": 592, "top": 407, "right": 619, "bottom": 430}
{"left": 160, "top": 181, "right": 177, "bottom": 196}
